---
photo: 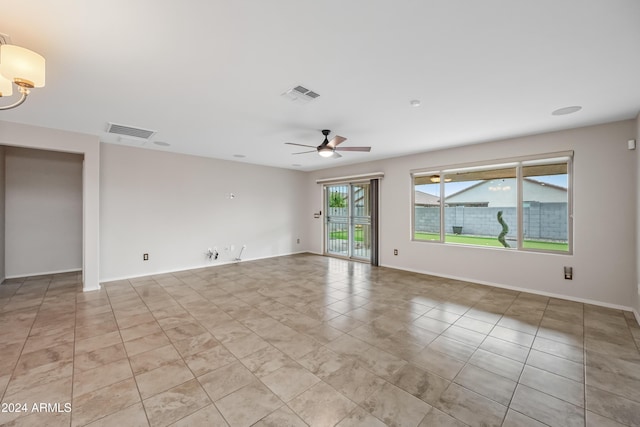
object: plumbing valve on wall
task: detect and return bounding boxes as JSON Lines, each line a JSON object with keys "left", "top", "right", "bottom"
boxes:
{"left": 204, "top": 245, "right": 246, "bottom": 262}
{"left": 235, "top": 245, "right": 246, "bottom": 261}
{"left": 205, "top": 248, "right": 219, "bottom": 261}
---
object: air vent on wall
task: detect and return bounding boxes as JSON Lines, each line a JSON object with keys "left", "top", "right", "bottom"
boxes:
{"left": 106, "top": 122, "right": 156, "bottom": 140}
{"left": 281, "top": 85, "right": 320, "bottom": 104}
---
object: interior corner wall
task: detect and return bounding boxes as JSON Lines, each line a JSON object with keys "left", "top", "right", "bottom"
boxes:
{"left": 4, "top": 147, "right": 83, "bottom": 277}
{"left": 636, "top": 112, "right": 640, "bottom": 318}
{"left": 100, "top": 143, "right": 308, "bottom": 281}
{"left": 0, "top": 146, "right": 5, "bottom": 283}
{"left": 307, "top": 119, "right": 638, "bottom": 310}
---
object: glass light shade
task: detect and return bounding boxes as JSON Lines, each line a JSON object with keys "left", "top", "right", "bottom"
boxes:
{"left": 318, "top": 147, "right": 334, "bottom": 157}
{"left": 0, "top": 74, "right": 12, "bottom": 97}
{"left": 0, "top": 45, "right": 46, "bottom": 87}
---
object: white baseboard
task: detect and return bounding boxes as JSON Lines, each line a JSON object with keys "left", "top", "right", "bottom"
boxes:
{"left": 379, "top": 262, "right": 638, "bottom": 314}
{"left": 99, "top": 251, "right": 309, "bottom": 285}
{"left": 5, "top": 268, "right": 82, "bottom": 280}
{"left": 95, "top": 253, "right": 640, "bottom": 321}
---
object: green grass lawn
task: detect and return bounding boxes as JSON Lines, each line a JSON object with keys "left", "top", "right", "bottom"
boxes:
{"left": 414, "top": 232, "right": 568, "bottom": 251}
{"left": 331, "top": 230, "right": 568, "bottom": 251}
{"left": 329, "top": 229, "right": 364, "bottom": 242}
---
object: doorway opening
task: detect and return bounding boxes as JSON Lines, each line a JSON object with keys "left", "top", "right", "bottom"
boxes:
{"left": 2, "top": 147, "right": 83, "bottom": 281}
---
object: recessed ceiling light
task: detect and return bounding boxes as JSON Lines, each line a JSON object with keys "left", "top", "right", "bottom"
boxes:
{"left": 551, "top": 106, "right": 582, "bottom": 116}
{"left": 410, "top": 99, "right": 421, "bottom": 107}
{"left": 233, "top": 154, "right": 246, "bottom": 158}
{"left": 153, "top": 141, "right": 170, "bottom": 147}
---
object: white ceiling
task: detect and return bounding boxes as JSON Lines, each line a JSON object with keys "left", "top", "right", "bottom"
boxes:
{"left": 2, "top": 1, "right": 639, "bottom": 171}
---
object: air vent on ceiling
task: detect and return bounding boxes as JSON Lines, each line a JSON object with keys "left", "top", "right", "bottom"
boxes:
{"left": 281, "top": 85, "right": 320, "bottom": 104}
{"left": 106, "top": 122, "right": 156, "bottom": 140}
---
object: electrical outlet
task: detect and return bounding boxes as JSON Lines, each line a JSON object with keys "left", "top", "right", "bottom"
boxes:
{"left": 143, "top": 253, "right": 149, "bottom": 261}
{"left": 393, "top": 249, "right": 398, "bottom": 256}
{"left": 564, "top": 266, "right": 573, "bottom": 280}
{"left": 296, "top": 238, "right": 300, "bottom": 244}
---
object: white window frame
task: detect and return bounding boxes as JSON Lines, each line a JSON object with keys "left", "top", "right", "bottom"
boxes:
{"left": 411, "top": 151, "right": 573, "bottom": 254}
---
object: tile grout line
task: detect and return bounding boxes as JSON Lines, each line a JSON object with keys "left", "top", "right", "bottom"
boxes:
{"left": 98, "top": 279, "right": 152, "bottom": 427}
{"left": 582, "top": 301, "right": 587, "bottom": 427}
{"left": 151, "top": 273, "right": 240, "bottom": 427}
{"left": 68, "top": 277, "right": 80, "bottom": 427}
{"left": 133, "top": 271, "right": 292, "bottom": 427}
{"left": 182, "top": 267, "right": 338, "bottom": 427}
{"left": 503, "top": 296, "right": 551, "bottom": 427}
{"left": 127, "top": 275, "right": 202, "bottom": 427}
{"left": 0, "top": 276, "right": 52, "bottom": 420}
{"left": 475, "top": 290, "right": 531, "bottom": 427}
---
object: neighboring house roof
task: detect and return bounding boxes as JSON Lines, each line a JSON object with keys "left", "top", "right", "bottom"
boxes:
{"left": 415, "top": 190, "right": 440, "bottom": 206}
{"left": 416, "top": 178, "right": 567, "bottom": 207}
{"left": 444, "top": 178, "right": 567, "bottom": 207}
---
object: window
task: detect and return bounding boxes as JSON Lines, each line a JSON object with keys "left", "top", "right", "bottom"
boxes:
{"left": 412, "top": 153, "right": 572, "bottom": 253}
{"left": 521, "top": 160, "right": 570, "bottom": 252}
{"left": 414, "top": 180, "right": 440, "bottom": 241}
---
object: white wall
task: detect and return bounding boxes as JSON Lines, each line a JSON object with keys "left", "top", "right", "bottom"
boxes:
{"left": 100, "top": 143, "right": 308, "bottom": 281}
{"left": 5, "top": 147, "right": 83, "bottom": 277}
{"left": 307, "top": 120, "right": 638, "bottom": 310}
{"left": 0, "top": 120, "right": 101, "bottom": 291}
{"left": 0, "top": 146, "right": 5, "bottom": 282}
{"left": 636, "top": 112, "right": 640, "bottom": 318}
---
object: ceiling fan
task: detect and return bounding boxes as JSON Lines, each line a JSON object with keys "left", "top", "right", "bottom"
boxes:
{"left": 285, "top": 129, "right": 371, "bottom": 158}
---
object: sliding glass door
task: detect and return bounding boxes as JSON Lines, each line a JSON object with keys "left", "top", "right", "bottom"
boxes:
{"left": 351, "top": 183, "right": 371, "bottom": 259}
{"left": 325, "top": 183, "right": 371, "bottom": 261}
{"left": 326, "top": 184, "right": 350, "bottom": 257}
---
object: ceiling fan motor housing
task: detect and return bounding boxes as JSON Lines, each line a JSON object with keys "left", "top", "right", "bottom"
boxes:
{"left": 319, "top": 129, "right": 331, "bottom": 149}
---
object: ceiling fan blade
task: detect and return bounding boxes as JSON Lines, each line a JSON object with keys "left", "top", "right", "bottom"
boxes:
{"left": 292, "top": 150, "right": 316, "bottom": 155}
{"left": 332, "top": 152, "right": 342, "bottom": 159}
{"left": 285, "top": 142, "right": 316, "bottom": 148}
{"left": 327, "top": 136, "right": 346, "bottom": 148}
{"left": 334, "top": 146, "right": 371, "bottom": 152}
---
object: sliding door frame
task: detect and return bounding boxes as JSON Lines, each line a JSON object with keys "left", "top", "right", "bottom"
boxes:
{"left": 322, "top": 178, "right": 379, "bottom": 264}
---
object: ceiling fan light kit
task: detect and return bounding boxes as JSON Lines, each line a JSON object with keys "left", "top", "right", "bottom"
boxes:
{"left": 285, "top": 129, "right": 371, "bottom": 159}
{"left": 318, "top": 146, "right": 334, "bottom": 157}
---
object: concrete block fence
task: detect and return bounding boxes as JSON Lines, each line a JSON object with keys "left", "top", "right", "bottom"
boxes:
{"left": 415, "top": 202, "right": 567, "bottom": 241}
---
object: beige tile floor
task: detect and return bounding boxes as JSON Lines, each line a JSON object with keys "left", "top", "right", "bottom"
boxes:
{"left": 0, "top": 253, "right": 639, "bottom": 427}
